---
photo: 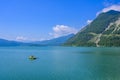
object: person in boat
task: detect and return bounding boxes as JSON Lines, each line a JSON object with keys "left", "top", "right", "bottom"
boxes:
{"left": 29, "top": 55, "right": 37, "bottom": 60}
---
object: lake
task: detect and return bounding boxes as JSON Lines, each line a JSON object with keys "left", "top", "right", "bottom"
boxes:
{"left": 0, "top": 46, "right": 120, "bottom": 80}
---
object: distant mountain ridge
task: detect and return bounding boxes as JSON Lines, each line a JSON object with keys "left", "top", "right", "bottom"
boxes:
{"left": 64, "top": 10, "right": 120, "bottom": 47}
{"left": 0, "top": 34, "right": 74, "bottom": 46}
{"left": 32, "top": 34, "right": 74, "bottom": 46}
{"left": 0, "top": 39, "right": 25, "bottom": 46}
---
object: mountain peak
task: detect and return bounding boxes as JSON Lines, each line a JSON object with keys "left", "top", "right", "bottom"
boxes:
{"left": 105, "top": 10, "right": 120, "bottom": 14}
{"left": 64, "top": 9, "right": 120, "bottom": 47}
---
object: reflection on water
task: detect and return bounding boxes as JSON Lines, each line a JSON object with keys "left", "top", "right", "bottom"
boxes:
{"left": 0, "top": 47, "right": 120, "bottom": 80}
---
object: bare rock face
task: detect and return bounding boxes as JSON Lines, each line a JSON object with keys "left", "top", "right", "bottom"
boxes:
{"left": 64, "top": 10, "right": 120, "bottom": 47}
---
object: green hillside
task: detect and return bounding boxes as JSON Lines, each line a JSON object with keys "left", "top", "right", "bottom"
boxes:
{"left": 64, "top": 10, "right": 120, "bottom": 47}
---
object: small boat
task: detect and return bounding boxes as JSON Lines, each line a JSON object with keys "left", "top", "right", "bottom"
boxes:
{"left": 29, "top": 55, "right": 37, "bottom": 60}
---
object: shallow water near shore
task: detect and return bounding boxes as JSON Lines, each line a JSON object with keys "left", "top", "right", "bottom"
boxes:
{"left": 0, "top": 46, "right": 120, "bottom": 80}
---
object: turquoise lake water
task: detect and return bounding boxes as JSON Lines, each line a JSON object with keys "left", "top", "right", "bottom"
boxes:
{"left": 0, "top": 46, "right": 120, "bottom": 80}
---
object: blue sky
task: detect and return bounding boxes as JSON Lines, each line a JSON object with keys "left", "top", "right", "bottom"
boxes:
{"left": 0, "top": 0, "right": 120, "bottom": 41}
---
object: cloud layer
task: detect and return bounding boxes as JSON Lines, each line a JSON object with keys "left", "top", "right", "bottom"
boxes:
{"left": 87, "top": 20, "right": 93, "bottom": 24}
{"left": 97, "top": 4, "right": 120, "bottom": 15}
{"left": 49, "top": 25, "right": 78, "bottom": 38}
{"left": 16, "top": 36, "right": 27, "bottom": 41}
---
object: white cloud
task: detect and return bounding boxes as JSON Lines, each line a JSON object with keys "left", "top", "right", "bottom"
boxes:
{"left": 87, "top": 20, "right": 93, "bottom": 24}
{"left": 16, "top": 36, "right": 27, "bottom": 41}
{"left": 49, "top": 25, "right": 78, "bottom": 38}
{"left": 97, "top": 4, "right": 120, "bottom": 15}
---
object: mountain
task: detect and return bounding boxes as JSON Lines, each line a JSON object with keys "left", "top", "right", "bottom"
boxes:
{"left": 0, "top": 39, "right": 26, "bottom": 46}
{"left": 0, "top": 34, "right": 74, "bottom": 46}
{"left": 64, "top": 10, "right": 120, "bottom": 47}
{"left": 32, "top": 34, "right": 74, "bottom": 46}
